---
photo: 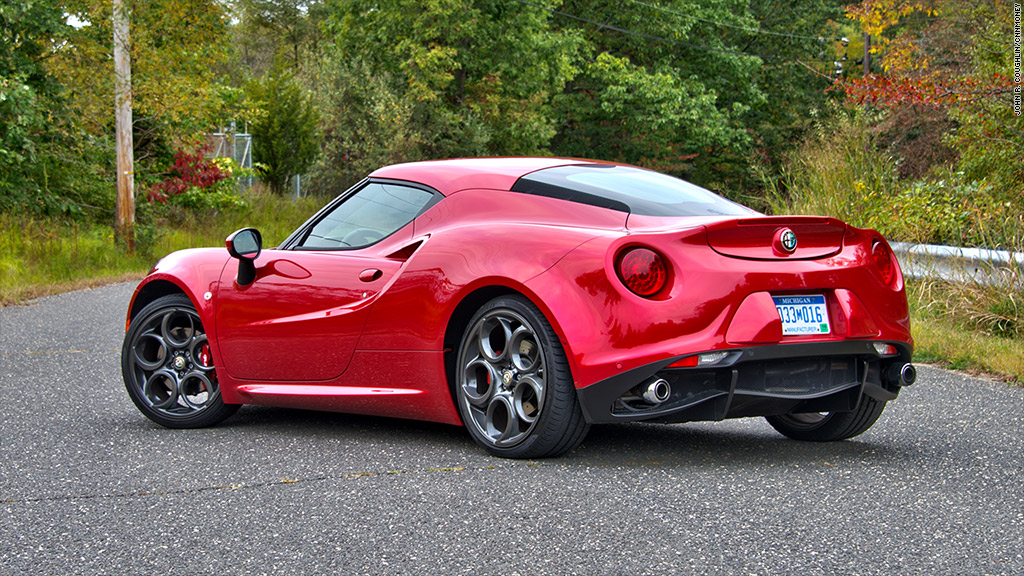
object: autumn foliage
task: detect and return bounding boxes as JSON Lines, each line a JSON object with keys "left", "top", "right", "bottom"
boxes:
{"left": 835, "top": 0, "right": 1022, "bottom": 198}
{"left": 147, "top": 148, "right": 229, "bottom": 203}
{"left": 837, "top": 73, "right": 1014, "bottom": 108}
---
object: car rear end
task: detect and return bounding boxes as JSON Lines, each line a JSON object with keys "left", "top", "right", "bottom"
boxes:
{"left": 515, "top": 165, "right": 914, "bottom": 427}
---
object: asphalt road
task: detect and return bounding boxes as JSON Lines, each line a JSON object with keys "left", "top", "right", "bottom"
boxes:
{"left": 2, "top": 282, "right": 1022, "bottom": 576}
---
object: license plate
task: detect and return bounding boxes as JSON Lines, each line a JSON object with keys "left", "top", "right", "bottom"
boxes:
{"left": 773, "top": 294, "right": 830, "bottom": 335}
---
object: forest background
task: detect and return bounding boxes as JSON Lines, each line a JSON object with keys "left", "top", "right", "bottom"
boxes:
{"left": 1, "top": 0, "right": 1022, "bottom": 381}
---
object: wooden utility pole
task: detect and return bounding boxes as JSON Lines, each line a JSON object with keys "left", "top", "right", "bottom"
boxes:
{"left": 863, "top": 32, "right": 871, "bottom": 76}
{"left": 113, "top": 0, "right": 135, "bottom": 252}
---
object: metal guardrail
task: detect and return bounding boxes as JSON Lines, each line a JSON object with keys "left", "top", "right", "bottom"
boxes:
{"left": 891, "top": 242, "right": 1024, "bottom": 286}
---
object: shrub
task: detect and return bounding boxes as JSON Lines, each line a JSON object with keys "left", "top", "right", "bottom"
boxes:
{"left": 147, "top": 147, "right": 247, "bottom": 211}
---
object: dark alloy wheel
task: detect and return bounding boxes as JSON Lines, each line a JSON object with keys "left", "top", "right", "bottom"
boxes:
{"left": 454, "top": 295, "right": 588, "bottom": 458}
{"left": 122, "top": 294, "right": 239, "bottom": 428}
{"left": 765, "top": 395, "right": 887, "bottom": 442}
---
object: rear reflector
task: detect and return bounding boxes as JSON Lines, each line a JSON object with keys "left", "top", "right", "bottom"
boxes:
{"left": 668, "top": 356, "right": 699, "bottom": 368}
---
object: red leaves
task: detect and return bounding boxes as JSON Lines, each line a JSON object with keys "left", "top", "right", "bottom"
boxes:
{"left": 835, "top": 73, "right": 1012, "bottom": 109}
{"left": 147, "top": 147, "right": 229, "bottom": 203}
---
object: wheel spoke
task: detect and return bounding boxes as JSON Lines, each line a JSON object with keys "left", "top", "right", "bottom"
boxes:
{"left": 179, "top": 371, "right": 217, "bottom": 409}
{"left": 190, "top": 335, "right": 214, "bottom": 371}
{"left": 477, "top": 317, "right": 512, "bottom": 362}
{"left": 513, "top": 375, "right": 543, "bottom": 423}
{"left": 143, "top": 369, "right": 179, "bottom": 409}
{"left": 133, "top": 333, "right": 167, "bottom": 371}
{"left": 161, "top": 309, "right": 195, "bottom": 349}
{"left": 509, "top": 326, "right": 540, "bottom": 373}
{"left": 462, "top": 359, "right": 498, "bottom": 407}
{"left": 484, "top": 395, "right": 517, "bottom": 442}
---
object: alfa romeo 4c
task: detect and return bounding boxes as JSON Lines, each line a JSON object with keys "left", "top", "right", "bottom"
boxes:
{"left": 122, "top": 158, "right": 915, "bottom": 458}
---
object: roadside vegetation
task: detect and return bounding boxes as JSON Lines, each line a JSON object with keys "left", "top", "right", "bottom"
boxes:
{"left": 764, "top": 112, "right": 1023, "bottom": 384}
{"left": 0, "top": 190, "right": 322, "bottom": 304}
{"left": 1, "top": 1, "right": 1020, "bottom": 383}
{"left": 759, "top": 1, "right": 1022, "bottom": 384}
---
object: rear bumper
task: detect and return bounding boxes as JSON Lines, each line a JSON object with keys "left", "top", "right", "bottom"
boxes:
{"left": 575, "top": 341, "right": 913, "bottom": 424}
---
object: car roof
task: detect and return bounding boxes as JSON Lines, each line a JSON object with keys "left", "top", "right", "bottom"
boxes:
{"left": 368, "top": 157, "right": 604, "bottom": 195}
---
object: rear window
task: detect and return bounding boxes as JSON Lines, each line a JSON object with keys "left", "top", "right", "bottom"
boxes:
{"left": 510, "top": 165, "right": 749, "bottom": 217}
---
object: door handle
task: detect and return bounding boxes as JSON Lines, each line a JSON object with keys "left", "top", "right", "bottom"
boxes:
{"left": 359, "top": 268, "right": 383, "bottom": 282}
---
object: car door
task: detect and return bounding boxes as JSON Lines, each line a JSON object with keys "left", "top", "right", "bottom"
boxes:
{"left": 214, "top": 180, "right": 439, "bottom": 382}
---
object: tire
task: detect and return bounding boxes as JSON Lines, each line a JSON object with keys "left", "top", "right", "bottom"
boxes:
{"left": 454, "top": 295, "right": 589, "bottom": 458}
{"left": 122, "top": 294, "right": 239, "bottom": 428}
{"left": 765, "top": 395, "right": 886, "bottom": 442}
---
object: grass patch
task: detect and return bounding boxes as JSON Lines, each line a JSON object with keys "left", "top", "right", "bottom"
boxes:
{"left": 1, "top": 191, "right": 324, "bottom": 306}
{"left": 908, "top": 275, "right": 1021, "bottom": 340}
{"left": 911, "top": 315, "right": 1024, "bottom": 385}
{"left": 1, "top": 272, "right": 147, "bottom": 305}
{"left": 0, "top": 215, "right": 157, "bottom": 305}
{"left": 906, "top": 271, "right": 1023, "bottom": 386}
{"left": 148, "top": 189, "right": 324, "bottom": 251}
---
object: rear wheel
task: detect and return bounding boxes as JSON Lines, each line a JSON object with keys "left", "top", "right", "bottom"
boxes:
{"left": 765, "top": 396, "right": 886, "bottom": 441}
{"left": 122, "top": 294, "right": 239, "bottom": 428}
{"left": 454, "top": 295, "right": 588, "bottom": 458}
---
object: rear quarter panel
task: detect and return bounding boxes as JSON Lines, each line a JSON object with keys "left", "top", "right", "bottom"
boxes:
{"left": 356, "top": 189, "right": 626, "bottom": 351}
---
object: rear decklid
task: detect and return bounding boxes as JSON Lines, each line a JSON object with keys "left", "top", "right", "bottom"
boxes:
{"left": 704, "top": 216, "right": 847, "bottom": 260}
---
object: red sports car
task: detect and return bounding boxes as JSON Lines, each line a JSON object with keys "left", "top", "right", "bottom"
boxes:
{"left": 122, "top": 158, "right": 915, "bottom": 458}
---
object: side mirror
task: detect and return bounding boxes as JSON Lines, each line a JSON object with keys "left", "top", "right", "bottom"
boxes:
{"left": 226, "top": 228, "right": 262, "bottom": 286}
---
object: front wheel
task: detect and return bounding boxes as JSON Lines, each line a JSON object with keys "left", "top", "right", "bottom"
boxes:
{"left": 122, "top": 294, "right": 239, "bottom": 428}
{"left": 765, "top": 396, "right": 886, "bottom": 442}
{"left": 454, "top": 295, "right": 588, "bottom": 458}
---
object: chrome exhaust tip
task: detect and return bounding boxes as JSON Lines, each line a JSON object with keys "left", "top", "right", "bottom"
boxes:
{"left": 641, "top": 378, "right": 671, "bottom": 404}
{"left": 885, "top": 363, "right": 917, "bottom": 387}
{"left": 900, "top": 363, "right": 917, "bottom": 386}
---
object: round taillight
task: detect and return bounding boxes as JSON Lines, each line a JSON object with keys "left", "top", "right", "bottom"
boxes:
{"left": 872, "top": 240, "right": 895, "bottom": 285}
{"left": 617, "top": 248, "right": 668, "bottom": 297}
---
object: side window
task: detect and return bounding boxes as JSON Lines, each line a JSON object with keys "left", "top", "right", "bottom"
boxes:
{"left": 299, "top": 182, "right": 436, "bottom": 249}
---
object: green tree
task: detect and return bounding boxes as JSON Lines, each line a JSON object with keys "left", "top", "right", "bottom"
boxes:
{"left": 549, "top": 0, "right": 763, "bottom": 181}
{"left": 743, "top": 0, "right": 846, "bottom": 170}
{"left": 305, "top": 56, "right": 423, "bottom": 194}
{"left": 0, "top": 0, "right": 237, "bottom": 220}
{"left": 325, "top": 0, "right": 581, "bottom": 159}
{"left": 318, "top": 0, "right": 852, "bottom": 192}
{"left": 231, "top": 0, "right": 327, "bottom": 75}
{"left": 1, "top": 1, "right": 68, "bottom": 205}
{"left": 0, "top": 1, "right": 116, "bottom": 217}
{"left": 944, "top": 2, "right": 1022, "bottom": 201}
{"left": 247, "top": 69, "right": 321, "bottom": 194}
{"left": 840, "top": 0, "right": 1021, "bottom": 199}
{"left": 56, "top": 0, "right": 232, "bottom": 142}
